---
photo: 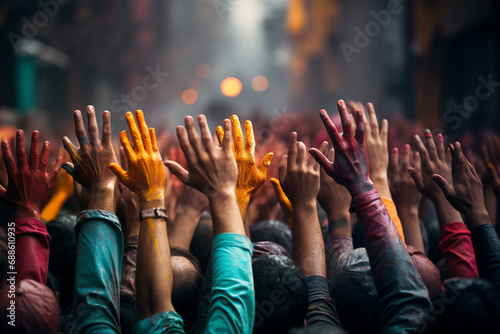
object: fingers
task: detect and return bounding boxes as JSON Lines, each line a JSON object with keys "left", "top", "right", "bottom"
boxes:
{"left": 197, "top": 115, "right": 214, "bottom": 153}
{"left": 29, "top": 131, "right": 39, "bottom": 170}
{"left": 380, "top": 119, "right": 388, "bottom": 143}
{"left": 164, "top": 161, "right": 189, "bottom": 185}
{"left": 73, "top": 110, "right": 89, "bottom": 147}
{"left": 48, "top": 156, "right": 63, "bottom": 183}
{"left": 270, "top": 177, "right": 282, "bottom": 194}
{"left": 135, "top": 110, "right": 153, "bottom": 152}
{"left": 296, "top": 141, "right": 306, "bottom": 165}
{"left": 413, "top": 151, "right": 421, "bottom": 174}
{"left": 16, "top": 130, "right": 28, "bottom": 169}
{"left": 408, "top": 167, "right": 424, "bottom": 192}
{"left": 185, "top": 116, "right": 209, "bottom": 163}
{"left": 436, "top": 133, "right": 445, "bottom": 160}
{"left": 309, "top": 148, "right": 334, "bottom": 175}
{"left": 108, "top": 163, "right": 129, "bottom": 185}
{"left": 432, "top": 174, "right": 455, "bottom": 199}
{"left": 401, "top": 144, "right": 412, "bottom": 174}
{"left": 125, "top": 112, "right": 144, "bottom": 151}
{"left": 102, "top": 110, "right": 112, "bottom": 146}
{"left": 245, "top": 120, "right": 255, "bottom": 155}
{"left": 366, "top": 103, "right": 379, "bottom": 135}
{"left": 149, "top": 128, "right": 159, "bottom": 153}
{"left": 354, "top": 110, "right": 365, "bottom": 144}
{"left": 62, "top": 137, "right": 79, "bottom": 163}
{"left": 319, "top": 109, "right": 342, "bottom": 147}
{"left": 414, "top": 135, "right": 430, "bottom": 167}
{"left": 278, "top": 154, "right": 287, "bottom": 184}
{"left": 423, "top": 129, "right": 438, "bottom": 161}
{"left": 231, "top": 115, "right": 244, "bottom": 154}
{"left": 86, "top": 106, "right": 99, "bottom": 146}
{"left": 119, "top": 130, "right": 135, "bottom": 162}
{"left": 119, "top": 147, "right": 128, "bottom": 170}
{"left": 450, "top": 142, "right": 466, "bottom": 176}
{"left": 216, "top": 126, "right": 224, "bottom": 146}
{"left": 389, "top": 147, "right": 399, "bottom": 177}
{"left": 62, "top": 161, "right": 75, "bottom": 176}
{"left": 221, "top": 119, "right": 232, "bottom": 154}
{"left": 258, "top": 152, "right": 273, "bottom": 175}
{"left": 287, "top": 132, "right": 298, "bottom": 167}
{"left": 307, "top": 150, "right": 320, "bottom": 171}
{"left": 319, "top": 141, "right": 329, "bottom": 155}
{"left": 337, "top": 100, "right": 353, "bottom": 139}
{"left": 2, "top": 140, "right": 16, "bottom": 175}
{"left": 38, "top": 141, "right": 50, "bottom": 172}
{"left": 176, "top": 125, "right": 197, "bottom": 167}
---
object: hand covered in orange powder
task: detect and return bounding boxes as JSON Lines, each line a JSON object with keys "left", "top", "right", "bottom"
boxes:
{"left": 270, "top": 177, "right": 293, "bottom": 227}
{"left": 109, "top": 110, "right": 166, "bottom": 207}
{"left": 216, "top": 115, "right": 273, "bottom": 218}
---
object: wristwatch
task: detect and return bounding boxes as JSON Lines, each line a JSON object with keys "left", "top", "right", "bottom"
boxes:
{"left": 139, "top": 208, "right": 168, "bottom": 221}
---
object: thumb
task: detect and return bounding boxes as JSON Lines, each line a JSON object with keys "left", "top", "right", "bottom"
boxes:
{"left": 108, "top": 163, "right": 128, "bottom": 186}
{"left": 309, "top": 148, "right": 334, "bottom": 175}
{"left": 432, "top": 174, "right": 455, "bottom": 199}
{"left": 258, "top": 152, "right": 273, "bottom": 175}
{"left": 408, "top": 167, "right": 424, "bottom": 193}
{"left": 164, "top": 160, "right": 189, "bottom": 185}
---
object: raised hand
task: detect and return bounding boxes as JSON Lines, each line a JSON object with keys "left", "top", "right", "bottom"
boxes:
{"left": 270, "top": 177, "right": 293, "bottom": 227}
{"left": 165, "top": 115, "right": 244, "bottom": 236}
{"left": 483, "top": 135, "right": 500, "bottom": 200}
{"left": 108, "top": 110, "right": 165, "bottom": 208}
{"left": 408, "top": 130, "right": 463, "bottom": 225}
{"left": 433, "top": 142, "right": 491, "bottom": 229}
{"left": 62, "top": 106, "right": 118, "bottom": 211}
{"left": 309, "top": 100, "right": 373, "bottom": 198}
{"left": 0, "top": 130, "right": 62, "bottom": 219}
{"left": 216, "top": 115, "right": 273, "bottom": 218}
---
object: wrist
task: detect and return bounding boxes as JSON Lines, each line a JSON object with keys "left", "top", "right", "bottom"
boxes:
{"left": 13, "top": 206, "right": 41, "bottom": 220}
{"left": 88, "top": 187, "right": 115, "bottom": 211}
{"left": 292, "top": 199, "right": 317, "bottom": 214}
{"left": 140, "top": 197, "right": 166, "bottom": 210}
{"left": 465, "top": 209, "right": 491, "bottom": 229}
{"left": 348, "top": 180, "right": 375, "bottom": 198}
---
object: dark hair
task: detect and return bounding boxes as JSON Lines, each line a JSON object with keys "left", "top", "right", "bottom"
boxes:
{"left": 422, "top": 278, "right": 500, "bottom": 334}
{"left": 189, "top": 220, "right": 212, "bottom": 274}
{"left": 252, "top": 254, "right": 307, "bottom": 334}
{"left": 250, "top": 220, "right": 292, "bottom": 254}
{"left": 170, "top": 246, "right": 203, "bottom": 333}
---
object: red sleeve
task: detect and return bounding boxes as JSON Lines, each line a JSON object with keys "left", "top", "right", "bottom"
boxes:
{"left": 439, "top": 222, "right": 479, "bottom": 280}
{"left": 13, "top": 218, "right": 50, "bottom": 284}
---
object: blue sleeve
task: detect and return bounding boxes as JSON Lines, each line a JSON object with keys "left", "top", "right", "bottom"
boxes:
{"left": 134, "top": 311, "right": 185, "bottom": 334}
{"left": 65, "top": 210, "right": 123, "bottom": 333}
{"left": 352, "top": 190, "right": 431, "bottom": 334}
{"left": 471, "top": 224, "right": 500, "bottom": 285}
{"left": 204, "top": 233, "right": 254, "bottom": 334}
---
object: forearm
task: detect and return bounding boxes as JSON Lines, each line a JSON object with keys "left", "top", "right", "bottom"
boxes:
{"left": 41, "top": 192, "right": 70, "bottom": 222}
{"left": 137, "top": 198, "right": 175, "bottom": 319}
{"left": 210, "top": 189, "right": 246, "bottom": 236}
{"left": 439, "top": 222, "right": 478, "bottom": 279}
{"left": 169, "top": 205, "right": 204, "bottom": 249}
{"left": 353, "top": 189, "right": 431, "bottom": 331}
{"left": 372, "top": 175, "right": 392, "bottom": 200}
{"left": 292, "top": 200, "right": 326, "bottom": 278}
{"left": 470, "top": 222, "right": 500, "bottom": 285}
{"left": 397, "top": 208, "right": 425, "bottom": 253}
{"left": 432, "top": 196, "right": 464, "bottom": 227}
{"left": 89, "top": 187, "right": 115, "bottom": 212}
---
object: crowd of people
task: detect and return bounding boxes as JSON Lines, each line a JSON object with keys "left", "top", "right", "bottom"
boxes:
{"left": 0, "top": 99, "right": 499, "bottom": 333}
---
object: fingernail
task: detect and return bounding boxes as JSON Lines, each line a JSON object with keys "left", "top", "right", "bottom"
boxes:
{"left": 424, "top": 129, "right": 431, "bottom": 138}
{"left": 392, "top": 147, "right": 398, "bottom": 154}
{"left": 437, "top": 133, "right": 443, "bottom": 141}
{"left": 404, "top": 144, "right": 411, "bottom": 150}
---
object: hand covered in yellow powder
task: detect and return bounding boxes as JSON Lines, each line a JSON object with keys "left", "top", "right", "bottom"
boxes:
{"left": 216, "top": 115, "right": 273, "bottom": 218}
{"left": 270, "top": 177, "right": 293, "bottom": 227}
{"left": 109, "top": 110, "right": 166, "bottom": 207}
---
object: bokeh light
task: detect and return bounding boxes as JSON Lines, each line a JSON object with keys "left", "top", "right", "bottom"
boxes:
{"left": 195, "top": 63, "right": 211, "bottom": 78}
{"left": 251, "top": 75, "right": 269, "bottom": 92}
{"left": 181, "top": 89, "right": 198, "bottom": 105}
{"left": 220, "top": 77, "right": 242, "bottom": 97}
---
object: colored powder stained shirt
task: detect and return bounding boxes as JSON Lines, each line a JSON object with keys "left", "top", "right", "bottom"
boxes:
{"left": 62, "top": 210, "right": 123, "bottom": 333}
{"left": 352, "top": 190, "right": 431, "bottom": 333}
{"left": 305, "top": 275, "right": 343, "bottom": 330}
{"left": 138, "top": 233, "right": 254, "bottom": 334}
{"left": 439, "top": 222, "right": 478, "bottom": 280}
{"left": 326, "top": 234, "right": 353, "bottom": 285}
{"left": 8, "top": 218, "right": 50, "bottom": 285}
{"left": 470, "top": 223, "right": 500, "bottom": 286}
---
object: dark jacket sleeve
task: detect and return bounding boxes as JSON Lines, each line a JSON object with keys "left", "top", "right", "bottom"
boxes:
{"left": 470, "top": 223, "right": 500, "bottom": 286}
{"left": 305, "top": 275, "right": 342, "bottom": 329}
{"left": 351, "top": 190, "right": 431, "bottom": 333}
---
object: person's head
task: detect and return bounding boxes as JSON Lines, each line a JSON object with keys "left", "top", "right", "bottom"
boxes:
{"left": 170, "top": 246, "right": 203, "bottom": 333}
{"left": 0, "top": 279, "right": 60, "bottom": 333}
{"left": 252, "top": 254, "right": 307, "bottom": 334}
{"left": 46, "top": 215, "right": 77, "bottom": 312}
{"left": 252, "top": 241, "right": 291, "bottom": 260}
{"left": 407, "top": 245, "right": 441, "bottom": 298}
{"left": 330, "top": 248, "right": 382, "bottom": 333}
{"left": 422, "top": 278, "right": 500, "bottom": 334}
{"left": 250, "top": 220, "right": 292, "bottom": 254}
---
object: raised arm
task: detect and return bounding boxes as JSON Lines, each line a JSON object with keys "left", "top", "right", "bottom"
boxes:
{"left": 433, "top": 142, "right": 500, "bottom": 285}
{"left": 167, "top": 115, "right": 254, "bottom": 334}
{"left": 310, "top": 100, "right": 431, "bottom": 333}
{"left": 0, "top": 130, "right": 62, "bottom": 284}
{"left": 61, "top": 106, "right": 122, "bottom": 333}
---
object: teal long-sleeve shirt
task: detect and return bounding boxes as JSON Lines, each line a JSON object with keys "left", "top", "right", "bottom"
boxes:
{"left": 62, "top": 210, "right": 123, "bottom": 333}
{"left": 135, "top": 233, "right": 254, "bottom": 334}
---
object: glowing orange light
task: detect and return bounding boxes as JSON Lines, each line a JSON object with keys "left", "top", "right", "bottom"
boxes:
{"left": 196, "top": 63, "right": 211, "bottom": 78}
{"left": 251, "top": 75, "right": 269, "bottom": 92}
{"left": 182, "top": 89, "right": 198, "bottom": 105}
{"left": 221, "top": 77, "right": 242, "bottom": 97}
